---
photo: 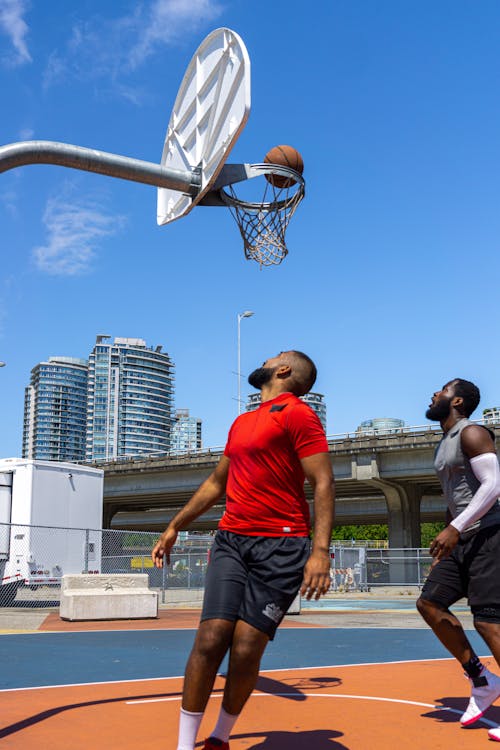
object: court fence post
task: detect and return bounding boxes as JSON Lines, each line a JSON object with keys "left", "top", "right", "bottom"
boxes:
{"left": 161, "top": 556, "right": 167, "bottom": 604}
{"left": 84, "top": 529, "right": 89, "bottom": 574}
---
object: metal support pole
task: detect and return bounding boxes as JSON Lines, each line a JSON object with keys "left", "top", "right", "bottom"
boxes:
{"left": 0, "top": 141, "right": 201, "bottom": 194}
{"left": 237, "top": 314, "right": 242, "bottom": 415}
{"left": 84, "top": 529, "right": 89, "bottom": 574}
{"left": 237, "top": 310, "right": 254, "bottom": 415}
{"left": 162, "top": 554, "right": 167, "bottom": 604}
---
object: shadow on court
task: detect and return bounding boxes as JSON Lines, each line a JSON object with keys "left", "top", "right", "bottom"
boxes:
{"left": 207, "top": 729, "right": 348, "bottom": 749}
{"left": 421, "top": 698, "right": 500, "bottom": 727}
{"left": 0, "top": 676, "right": 344, "bottom": 741}
{"left": 0, "top": 689, "right": 182, "bottom": 739}
{"left": 278, "top": 675, "right": 343, "bottom": 691}
{"left": 254, "top": 674, "right": 342, "bottom": 700}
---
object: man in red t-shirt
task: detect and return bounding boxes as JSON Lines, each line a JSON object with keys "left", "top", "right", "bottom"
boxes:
{"left": 152, "top": 350, "right": 335, "bottom": 750}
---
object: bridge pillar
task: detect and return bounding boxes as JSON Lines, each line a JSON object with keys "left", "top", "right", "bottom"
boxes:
{"left": 367, "top": 479, "right": 423, "bottom": 585}
{"left": 367, "top": 478, "right": 422, "bottom": 548}
{"left": 351, "top": 454, "right": 423, "bottom": 547}
{"left": 102, "top": 504, "right": 122, "bottom": 529}
{"left": 350, "top": 453, "right": 424, "bottom": 583}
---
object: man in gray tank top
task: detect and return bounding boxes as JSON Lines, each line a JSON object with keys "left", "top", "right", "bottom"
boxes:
{"left": 416, "top": 379, "right": 500, "bottom": 742}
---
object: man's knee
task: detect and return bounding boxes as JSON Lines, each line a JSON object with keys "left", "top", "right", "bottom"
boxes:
{"left": 416, "top": 595, "right": 433, "bottom": 616}
{"left": 230, "top": 622, "right": 269, "bottom": 665}
{"left": 193, "top": 619, "right": 234, "bottom": 660}
{"left": 416, "top": 595, "right": 445, "bottom": 622}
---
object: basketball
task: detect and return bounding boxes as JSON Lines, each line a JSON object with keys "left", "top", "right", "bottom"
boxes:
{"left": 264, "top": 145, "right": 304, "bottom": 188}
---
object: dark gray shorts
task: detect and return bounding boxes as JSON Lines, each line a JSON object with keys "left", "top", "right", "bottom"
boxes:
{"left": 201, "top": 530, "right": 310, "bottom": 639}
{"left": 420, "top": 524, "right": 500, "bottom": 620}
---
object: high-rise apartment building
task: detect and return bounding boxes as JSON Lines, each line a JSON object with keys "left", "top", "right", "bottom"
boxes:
{"left": 86, "top": 336, "right": 175, "bottom": 461}
{"left": 246, "top": 391, "right": 328, "bottom": 432}
{"left": 22, "top": 356, "right": 88, "bottom": 461}
{"left": 170, "top": 409, "right": 202, "bottom": 453}
{"left": 483, "top": 407, "right": 500, "bottom": 425}
{"left": 356, "top": 417, "right": 405, "bottom": 435}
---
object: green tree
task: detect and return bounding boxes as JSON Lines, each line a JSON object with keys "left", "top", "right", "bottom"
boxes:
{"left": 421, "top": 522, "right": 445, "bottom": 548}
{"left": 331, "top": 523, "right": 446, "bottom": 548}
{"left": 331, "top": 525, "right": 388, "bottom": 541}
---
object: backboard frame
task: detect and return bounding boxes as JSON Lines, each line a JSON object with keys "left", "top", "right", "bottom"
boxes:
{"left": 157, "top": 27, "right": 251, "bottom": 226}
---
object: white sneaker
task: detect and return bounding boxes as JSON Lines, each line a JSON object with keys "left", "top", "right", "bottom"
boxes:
{"left": 460, "top": 668, "right": 500, "bottom": 726}
{"left": 489, "top": 726, "right": 500, "bottom": 741}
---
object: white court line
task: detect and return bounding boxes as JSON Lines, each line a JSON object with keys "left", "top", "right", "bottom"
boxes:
{"left": 125, "top": 691, "right": 498, "bottom": 729}
{"left": 0, "top": 654, "right": 495, "bottom": 693}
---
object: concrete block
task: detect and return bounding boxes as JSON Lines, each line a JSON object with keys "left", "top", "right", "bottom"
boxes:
{"left": 60, "top": 573, "right": 158, "bottom": 621}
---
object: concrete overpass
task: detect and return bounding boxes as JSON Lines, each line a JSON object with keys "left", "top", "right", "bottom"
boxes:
{"left": 97, "top": 423, "right": 499, "bottom": 547}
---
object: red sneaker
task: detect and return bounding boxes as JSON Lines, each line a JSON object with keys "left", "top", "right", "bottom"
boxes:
{"left": 203, "top": 738, "right": 229, "bottom": 750}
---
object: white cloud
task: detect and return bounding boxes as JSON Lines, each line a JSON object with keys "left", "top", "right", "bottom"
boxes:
{"left": 127, "top": 0, "right": 223, "bottom": 70}
{"left": 0, "top": 168, "right": 24, "bottom": 218}
{"left": 1, "top": 188, "right": 19, "bottom": 217}
{"left": 42, "top": 50, "right": 66, "bottom": 89}
{"left": 0, "top": 0, "right": 31, "bottom": 66}
{"left": 33, "top": 192, "right": 125, "bottom": 276}
{"left": 19, "top": 126, "right": 34, "bottom": 140}
{"left": 43, "top": 0, "right": 222, "bottom": 91}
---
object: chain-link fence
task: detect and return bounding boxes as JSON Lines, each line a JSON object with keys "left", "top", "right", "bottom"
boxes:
{"left": 365, "top": 547, "right": 433, "bottom": 588}
{"left": 0, "top": 522, "right": 434, "bottom": 609}
{"left": 329, "top": 546, "right": 433, "bottom": 591}
{"left": 0, "top": 522, "right": 212, "bottom": 608}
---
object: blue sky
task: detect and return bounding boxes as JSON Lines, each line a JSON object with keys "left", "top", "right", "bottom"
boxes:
{"left": 1, "top": 0, "right": 499, "bottom": 456}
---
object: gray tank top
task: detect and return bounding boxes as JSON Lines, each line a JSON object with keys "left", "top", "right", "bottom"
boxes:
{"left": 434, "top": 418, "right": 500, "bottom": 536}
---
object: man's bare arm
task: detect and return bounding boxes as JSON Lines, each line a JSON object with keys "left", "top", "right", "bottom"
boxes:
{"left": 430, "top": 426, "right": 499, "bottom": 560}
{"left": 461, "top": 424, "right": 496, "bottom": 458}
{"left": 152, "top": 455, "right": 230, "bottom": 567}
{"left": 299, "top": 452, "right": 335, "bottom": 599}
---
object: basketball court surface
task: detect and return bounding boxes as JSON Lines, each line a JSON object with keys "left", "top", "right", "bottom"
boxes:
{"left": 1, "top": 608, "right": 500, "bottom": 749}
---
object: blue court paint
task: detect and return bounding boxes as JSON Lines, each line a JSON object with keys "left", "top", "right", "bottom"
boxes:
{"left": 0, "top": 630, "right": 196, "bottom": 690}
{"left": 0, "top": 628, "right": 487, "bottom": 691}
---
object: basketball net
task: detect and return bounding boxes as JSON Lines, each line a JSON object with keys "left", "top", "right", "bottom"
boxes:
{"left": 220, "top": 164, "right": 305, "bottom": 267}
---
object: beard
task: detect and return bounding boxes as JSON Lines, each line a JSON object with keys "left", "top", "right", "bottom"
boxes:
{"left": 248, "top": 366, "right": 276, "bottom": 390}
{"left": 426, "top": 399, "right": 451, "bottom": 421}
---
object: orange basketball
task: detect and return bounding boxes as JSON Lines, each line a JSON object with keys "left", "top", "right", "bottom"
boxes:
{"left": 264, "top": 145, "right": 304, "bottom": 188}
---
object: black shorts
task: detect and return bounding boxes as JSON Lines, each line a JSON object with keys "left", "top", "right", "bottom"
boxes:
{"left": 201, "top": 530, "right": 310, "bottom": 639}
{"left": 420, "top": 524, "right": 500, "bottom": 620}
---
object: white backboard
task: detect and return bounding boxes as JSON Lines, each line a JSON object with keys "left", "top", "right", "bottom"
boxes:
{"left": 157, "top": 28, "right": 251, "bottom": 225}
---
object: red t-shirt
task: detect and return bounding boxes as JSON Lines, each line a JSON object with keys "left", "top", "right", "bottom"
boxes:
{"left": 219, "top": 392, "right": 329, "bottom": 536}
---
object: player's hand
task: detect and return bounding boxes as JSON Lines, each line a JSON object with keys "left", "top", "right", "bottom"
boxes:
{"left": 429, "top": 526, "right": 460, "bottom": 561}
{"left": 300, "top": 550, "right": 331, "bottom": 600}
{"left": 152, "top": 527, "right": 178, "bottom": 568}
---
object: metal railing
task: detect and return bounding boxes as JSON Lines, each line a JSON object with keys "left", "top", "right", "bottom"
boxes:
{"left": 82, "top": 418, "right": 499, "bottom": 466}
{"left": 0, "top": 522, "right": 435, "bottom": 609}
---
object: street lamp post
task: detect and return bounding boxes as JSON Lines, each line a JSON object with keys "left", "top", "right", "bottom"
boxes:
{"left": 237, "top": 310, "right": 254, "bottom": 414}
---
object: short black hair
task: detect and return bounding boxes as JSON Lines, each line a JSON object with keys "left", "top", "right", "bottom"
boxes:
{"left": 450, "top": 378, "right": 480, "bottom": 417}
{"left": 290, "top": 350, "right": 317, "bottom": 393}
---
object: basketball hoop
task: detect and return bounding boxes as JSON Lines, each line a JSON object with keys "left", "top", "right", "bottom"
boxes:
{"left": 0, "top": 27, "right": 308, "bottom": 270}
{"left": 218, "top": 164, "right": 305, "bottom": 267}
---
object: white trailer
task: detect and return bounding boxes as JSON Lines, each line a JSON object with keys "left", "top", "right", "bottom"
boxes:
{"left": 0, "top": 459, "right": 104, "bottom": 604}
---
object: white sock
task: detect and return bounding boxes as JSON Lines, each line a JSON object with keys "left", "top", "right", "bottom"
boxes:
{"left": 177, "top": 707, "right": 204, "bottom": 750}
{"left": 211, "top": 706, "right": 240, "bottom": 743}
